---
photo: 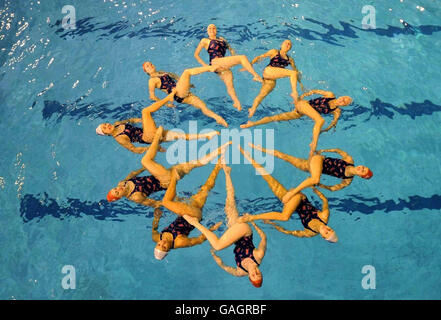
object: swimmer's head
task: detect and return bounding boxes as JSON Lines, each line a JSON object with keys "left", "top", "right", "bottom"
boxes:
{"left": 335, "top": 96, "right": 353, "bottom": 107}
{"left": 142, "top": 61, "right": 155, "bottom": 74}
{"left": 281, "top": 39, "right": 292, "bottom": 52}
{"left": 354, "top": 165, "right": 373, "bottom": 179}
{"left": 207, "top": 24, "right": 217, "bottom": 37}
{"left": 319, "top": 225, "right": 338, "bottom": 243}
{"left": 154, "top": 238, "right": 172, "bottom": 260}
{"left": 248, "top": 264, "right": 263, "bottom": 288}
{"left": 97, "top": 123, "right": 114, "bottom": 135}
{"left": 107, "top": 186, "right": 125, "bottom": 202}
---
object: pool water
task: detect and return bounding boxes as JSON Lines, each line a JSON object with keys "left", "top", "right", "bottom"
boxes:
{"left": 1, "top": 0, "right": 441, "bottom": 299}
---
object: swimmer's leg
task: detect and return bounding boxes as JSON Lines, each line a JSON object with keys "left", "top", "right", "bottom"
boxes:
{"left": 241, "top": 109, "right": 302, "bottom": 129}
{"left": 171, "top": 141, "right": 231, "bottom": 180}
{"left": 296, "top": 101, "right": 325, "bottom": 157}
{"left": 162, "top": 171, "right": 201, "bottom": 219}
{"left": 183, "top": 94, "right": 228, "bottom": 127}
{"left": 284, "top": 154, "right": 323, "bottom": 199}
{"left": 218, "top": 70, "right": 242, "bottom": 111}
{"left": 141, "top": 126, "right": 170, "bottom": 183}
{"left": 141, "top": 93, "right": 175, "bottom": 141}
{"left": 248, "top": 79, "right": 276, "bottom": 118}
{"left": 263, "top": 66, "right": 299, "bottom": 101}
{"left": 175, "top": 66, "right": 217, "bottom": 97}
{"left": 163, "top": 128, "right": 219, "bottom": 142}
{"left": 238, "top": 145, "right": 287, "bottom": 200}
{"left": 249, "top": 143, "right": 309, "bottom": 172}
{"left": 212, "top": 55, "right": 263, "bottom": 82}
{"left": 222, "top": 164, "right": 240, "bottom": 228}
{"left": 190, "top": 160, "right": 223, "bottom": 210}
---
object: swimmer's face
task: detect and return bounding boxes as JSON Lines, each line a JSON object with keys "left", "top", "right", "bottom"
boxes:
{"left": 248, "top": 264, "right": 262, "bottom": 282}
{"left": 101, "top": 123, "right": 114, "bottom": 135}
{"left": 355, "top": 165, "right": 369, "bottom": 177}
{"left": 207, "top": 24, "right": 217, "bottom": 37}
{"left": 143, "top": 61, "right": 155, "bottom": 74}
{"left": 336, "top": 96, "right": 352, "bottom": 106}
{"left": 108, "top": 187, "right": 123, "bottom": 201}
{"left": 281, "top": 40, "right": 292, "bottom": 52}
{"left": 319, "top": 225, "right": 338, "bottom": 242}
{"left": 155, "top": 239, "right": 172, "bottom": 252}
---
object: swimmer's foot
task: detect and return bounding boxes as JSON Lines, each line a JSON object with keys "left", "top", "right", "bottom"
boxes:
{"left": 290, "top": 92, "right": 299, "bottom": 102}
{"left": 240, "top": 121, "right": 253, "bottom": 129}
{"left": 233, "top": 101, "right": 242, "bottom": 111}
{"left": 216, "top": 117, "right": 229, "bottom": 128}
{"left": 206, "top": 131, "right": 220, "bottom": 140}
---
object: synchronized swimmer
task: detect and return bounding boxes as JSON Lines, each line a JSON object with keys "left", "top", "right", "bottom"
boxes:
{"left": 143, "top": 62, "right": 229, "bottom": 127}
{"left": 247, "top": 39, "right": 303, "bottom": 118}
{"left": 183, "top": 163, "right": 266, "bottom": 288}
{"left": 194, "top": 24, "right": 263, "bottom": 111}
{"left": 95, "top": 27, "right": 373, "bottom": 288}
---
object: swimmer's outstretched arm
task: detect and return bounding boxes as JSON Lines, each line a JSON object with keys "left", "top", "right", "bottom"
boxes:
{"left": 263, "top": 220, "right": 316, "bottom": 238}
{"left": 318, "top": 179, "right": 352, "bottom": 192}
{"left": 123, "top": 168, "right": 146, "bottom": 181}
{"left": 321, "top": 108, "right": 341, "bottom": 133}
{"left": 299, "top": 89, "right": 335, "bottom": 100}
{"left": 152, "top": 208, "right": 163, "bottom": 243}
{"left": 317, "top": 148, "right": 353, "bottom": 163}
{"left": 114, "top": 137, "right": 148, "bottom": 154}
{"left": 114, "top": 118, "right": 142, "bottom": 126}
{"left": 210, "top": 249, "right": 243, "bottom": 276}
{"left": 250, "top": 50, "right": 274, "bottom": 65}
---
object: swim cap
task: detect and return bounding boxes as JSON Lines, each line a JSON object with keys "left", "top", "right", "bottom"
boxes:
{"left": 96, "top": 124, "right": 105, "bottom": 136}
{"left": 154, "top": 248, "right": 168, "bottom": 260}
{"left": 107, "top": 190, "right": 120, "bottom": 202}
{"left": 250, "top": 276, "right": 263, "bottom": 288}
{"left": 361, "top": 169, "right": 373, "bottom": 179}
{"left": 325, "top": 232, "right": 338, "bottom": 243}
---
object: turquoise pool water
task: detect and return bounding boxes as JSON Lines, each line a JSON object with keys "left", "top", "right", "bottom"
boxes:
{"left": 1, "top": 0, "right": 440, "bottom": 299}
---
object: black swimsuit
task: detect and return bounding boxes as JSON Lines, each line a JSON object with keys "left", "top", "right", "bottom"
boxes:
{"left": 127, "top": 175, "right": 165, "bottom": 198}
{"left": 233, "top": 235, "right": 260, "bottom": 273}
{"left": 296, "top": 197, "right": 326, "bottom": 233}
{"left": 268, "top": 51, "right": 290, "bottom": 68}
{"left": 207, "top": 38, "right": 227, "bottom": 64}
{"left": 308, "top": 97, "right": 336, "bottom": 115}
{"left": 115, "top": 124, "right": 148, "bottom": 144}
{"left": 159, "top": 74, "right": 185, "bottom": 103}
{"left": 160, "top": 216, "right": 195, "bottom": 249}
{"left": 322, "top": 157, "right": 354, "bottom": 179}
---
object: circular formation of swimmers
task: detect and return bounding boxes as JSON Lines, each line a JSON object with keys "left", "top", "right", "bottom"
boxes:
{"left": 95, "top": 24, "right": 373, "bottom": 288}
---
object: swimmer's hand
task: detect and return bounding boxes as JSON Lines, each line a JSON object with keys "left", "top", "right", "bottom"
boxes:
{"left": 263, "top": 219, "right": 276, "bottom": 226}
{"left": 154, "top": 208, "right": 163, "bottom": 219}
{"left": 158, "top": 146, "right": 167, "bottom": 153}
{"left": 209, "top": 221, "right": 223, "bottom": 231}
{"left": 183, "top": 214, "right": 199, "bottom": 226}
